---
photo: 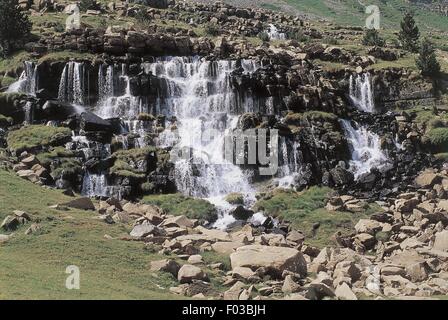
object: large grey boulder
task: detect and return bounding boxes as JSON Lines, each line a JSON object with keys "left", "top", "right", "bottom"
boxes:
{"left": 230, "top": 245, "right": 307, "bottom": 278}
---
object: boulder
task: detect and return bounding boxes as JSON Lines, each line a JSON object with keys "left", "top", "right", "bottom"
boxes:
{"left": 150, "top": 259, "right": 180, "bottom": 277}
{"left": 187, "top": 254, "right": 204, "bottom": 265}
{"left": 415, "top": 171, "right": 442, "bottom": 188}
{"left": 63, "top": 197, "right": 95, "bottom": 211}
{"left": 354, "top": 219, "right": 382, "bottom": 235}
{"left": 282, "top": 275, "right": 301, "bottom": 294}
{"left": 161, "top": 215, "right": 194, "bottom": 228}
{"left": 1, "top": 215, "right": 20, "bottom": 231}
{"left": 433, "top": 230, "right": 448, "bottom": 252}
{"left": 335, "top": 283, "right": 357, "bottom": 300}
{"left": 177, "top": 264, "right": 208, "bottom": 284}
{"left": 224, "top": 281, "right": 245, "bottom": 300}
{"left": 130, "top": 221, "right": 162, "bottom": 238}
{"left": 230, "top": 245, "right": 307, "bottom": 278}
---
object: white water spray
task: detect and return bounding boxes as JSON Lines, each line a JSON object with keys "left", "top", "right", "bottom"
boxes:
{"left": 349, "top": 73, "right": 375, "bottom": 113}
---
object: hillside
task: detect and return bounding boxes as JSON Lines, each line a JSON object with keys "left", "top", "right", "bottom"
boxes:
{"left": 0, "top": 0, "right": 448, "bottom": 301}
{"left": 196, "top": 0, "right": 448, "bottom": 32}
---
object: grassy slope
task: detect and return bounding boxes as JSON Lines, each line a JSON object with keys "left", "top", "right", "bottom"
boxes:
{"left": 209, "top": 0, "right": 447, "bottom": 32}
{"left": 254, "top": 186, "right": 380, "bottom": 247}
{"left": 0, "top": 169, "right": 179, "bottom": 299}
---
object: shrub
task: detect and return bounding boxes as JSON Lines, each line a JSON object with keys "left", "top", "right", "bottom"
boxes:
{"left": 287, "top": 30, "right": 309, "bottom": 42}
{"left": 362, "top": 29, "right": 385, "bottom": 47}
{"left": 426, "top": 127, "right": 448, "bottom": 153}
{"left": 398, "top": 11, "right": 420, "bottom": 52}
{"left": 142, "top": 193, "right": 217, "bottom": 222}
{"left": 257, "top": 32, "right": 270, "bottom": 42}
{"left": 416, "top": 38, "right": 441, "bottom": 77}
{"left": 205, "top": 23, "right": 220, "bottom": 36}
{"left": 0, "top": 0, "right": 32, "bottom": 56}
{"left": 79, "top": 0, "right": 96, "bottom": 12}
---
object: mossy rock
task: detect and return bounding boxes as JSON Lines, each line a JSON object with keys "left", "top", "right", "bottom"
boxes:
{"left": 6, "top": 125, "right": 72, "bottom": 154}
{"left": 426, "top": 127, "right": 448, "bottom": 153}
{"left": 0, "top": 92, "right": 27, "bottom": 117}
{"left": 224, "top": 192, "right": 244, "bottom": 205}
{"left": 111, "top": 147, "right": 157, "bottom": 179}
{"left": 0, "top": 114, "right": 13, "bottom": 127}
{"left": 142, "top": 193, "right": 217, "bottom": 222}
{"left": 137, "top": 113, "right": 155, "bottom": 121}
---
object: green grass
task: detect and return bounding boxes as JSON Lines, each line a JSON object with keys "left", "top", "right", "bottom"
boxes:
{"left": 142, "top": 193, "right": 217, "bottom": 222}
{"left": 426, "top": 127, "right": 448, "bottom": 153}
{"left": 285, "top": 0, "right": 448, "bottom": 33}
{"left": 253, "top": 187, "right": 379, "bottom": 247}
{"left": 111, "top": 147, "right": 158, "bottom": 179}
{"left": 0, "top": 51, "right": 33, "bottom": 76}
{"left": 6, "top": 125, "right": 72, "bottom": 153}
{"left": 38, "top": 51, "right": 95, "bottom": 64}
{"left": 0, "top": 169, "right": 180, "bottom": 299}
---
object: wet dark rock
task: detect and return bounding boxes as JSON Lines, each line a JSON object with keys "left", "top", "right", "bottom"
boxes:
{"left": 231, "top": 206, "right": 254, "bottom": 220}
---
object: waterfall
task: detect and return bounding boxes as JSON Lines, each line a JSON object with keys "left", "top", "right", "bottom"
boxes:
{"left": 24, "top": 101, "right": 34, "bottom": 124}
{"left": 267, "top": 24, "right": 287, "bottom": 40}
{"left": 340, "top": 119, "right": 388, "bottom": 179}
{"left": 7, "top": 61, "right": 38, "bottom": 95}
{"left": 82, "top": 172, "right": 110, "bottom": 197}
{"left": 98, "top": 64, "right": 114, "bottom": 103}
{"left": 123, "top": 120, "right": 152, "bottom": 148}
{"left": 349, "top": 73, "right": 375, "bottom": 113}
{"left": 277, "top": 137, "right": 301, "bottom": 188}
{"left": 96, "top": 64, "right": 143, "bottom": 119}
{"left": 58, "top": 62, "right": 86, "bottom": 105}
{"left": 145, "top": 56, "right": 260, "bottom": 229}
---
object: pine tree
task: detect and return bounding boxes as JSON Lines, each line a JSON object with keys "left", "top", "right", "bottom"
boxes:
{"left": 362, "top": 29, "right": 385, "bottom": 47}
{"left": 398, "top": 12, "right": 420, "bottom": 52}
{"left": 0, "top": 0, "right": 32, "bottom": 56}
{"left": 416, "top": 38, "right": 441, "bottom": 77}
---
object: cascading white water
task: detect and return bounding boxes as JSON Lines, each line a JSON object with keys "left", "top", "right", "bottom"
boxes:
{"left": 96, "top": 64, "right": 143, "bottom": 119}
{"left": 58, "top": 61, "right": 86, "bottom": 105}
{"left": 349, "top": 73, "right": 375, "bottom": 113}
{"left": 98, "top": 64, "right": 114, "bottom": 103}
{"left": 7, "top": 61, "right": 38, "bottom": 95}
{"left": 267, "top": 24, "right": 287, "bottom": 40}
{"left": 340, "top": 119, "right": 388, "bottom": 179}
{"left": 123, "top": 120, "right": 152, "bottom": 148}
{"left": 145, "top": 56, "right": 260, "bottom": 228}
{"left": 23, "top": 101, "right": 34, "bottom": 124}
{"left": 82, "top": 172, "right": 109, "bottom": 197}
{"left": 277, "top": 137, "right": 301, "bottom": 188}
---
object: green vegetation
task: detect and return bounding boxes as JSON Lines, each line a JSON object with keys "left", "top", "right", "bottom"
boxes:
{"left": 0, "top": 114, "right": 13, "bottom": 127}
{"left": 111, "top": 147, "right": 157, "bottom": 179}
{"left": 416, "top": 38, "right": 441, "bottom": 77}
{"left": 224, "top": 192, "right": 244, "bottom": 205}
{"left": 253, "top": 187, "right": 378, "bottom": 247}
{"left": 257, "top": 32, "right": 270, "bottom": 42}
{"left": 284, "top": 0, "right": 448, "bottom": 33}
{"left": 0, "top": 51, "right": 32, "bottom": 75}
{"left": 204, "top": 23, "right": 220, "bottom": 36}
{"left": 38, "top": 51, "right": 95, "bottom": 64}
{"left": 0, "top": 169, "right": 178, "bottom": 299}
{"left": 362, "top": 29, "right": 385, "bottom": 47}
{"left": 142, "top": 193, "right": 217, "bottom": 222}
{"left": 201, "top": 251, "right": 231, "bottom": 272}
{"left": 36, "top": 147, "right": 82, "bottom": 179}
{"left": 6, "top": 125, "right": 72, "bottom": 153}
{"left": 0, "top": 0, "right": 32, "bottom": 56}
{"left": 398, "top": 12, "right": 420, "bottom": 53}
{"left": 426, "top": 127, "right": 448, "bottom": 153}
